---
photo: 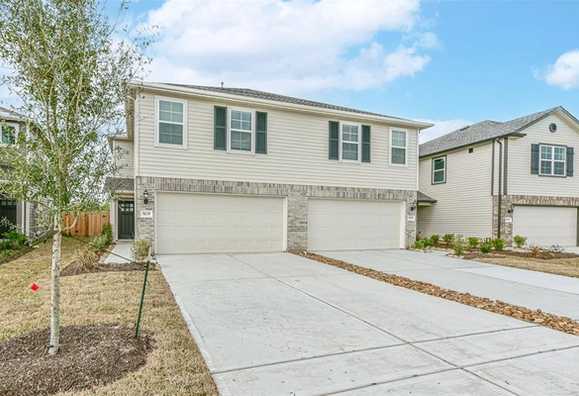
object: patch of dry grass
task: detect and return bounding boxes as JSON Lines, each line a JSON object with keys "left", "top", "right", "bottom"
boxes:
{"left": 473, "top": 255, "right": 579, "bottom": 278}
{"left": 0, "top": 237, "right": 218, "bottom": 396}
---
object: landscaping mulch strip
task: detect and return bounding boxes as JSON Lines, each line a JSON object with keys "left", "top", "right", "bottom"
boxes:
{"left": 298, "top": 251, "right": 579, "bottom": 336}
{"left": 61, "top": 261, "right": 146, "bottom": 276}
{"left": 0, "top": 324, "right": 153, "bottom": 396}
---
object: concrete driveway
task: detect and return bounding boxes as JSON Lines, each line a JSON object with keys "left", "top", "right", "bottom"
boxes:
{"left": 322, "top": 249, "right": 579, "bottom": 320}
{"left": 159, "top": 253, "right": 579, "bottom": 395}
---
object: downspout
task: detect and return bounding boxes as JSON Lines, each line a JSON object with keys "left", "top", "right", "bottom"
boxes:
{"left": 496, "top": 138, "right": 503, "bottom": 239}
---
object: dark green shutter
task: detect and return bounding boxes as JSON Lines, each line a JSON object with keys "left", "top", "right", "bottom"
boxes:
{"left": 329, "top": 121, "right": 339, "bottom": 160}
{"left": 567, "top": 147, "right": 574, "bottom": 177}
{"left": 530, "top": 144, "right": 539, "bottom": 175}
{"left": 256, "top": 112, "right": 267, "bottom": 154}
{"left": 362, "top": 125, "right": 371, "bottom": 162}
{"left": 214, "top": 106, "right": 227, "bottom": 150}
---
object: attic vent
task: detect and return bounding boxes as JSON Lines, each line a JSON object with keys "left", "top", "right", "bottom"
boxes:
{"left": 549, "top": 123, "right": 557, "bottom": 133}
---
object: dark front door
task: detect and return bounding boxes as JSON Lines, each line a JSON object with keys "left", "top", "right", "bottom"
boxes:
{"left": 118, "top": 200, "right": 135, "bottom": 240}
{"left": 0, "top": 198, "right": 17, "bottom": 235}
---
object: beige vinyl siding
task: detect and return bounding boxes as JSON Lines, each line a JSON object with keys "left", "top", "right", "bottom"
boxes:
{"left": 113, "top": 139, "right": 134, "bottom": 178}
{"left": 135, "top": 92, "right": 418, "bottom": 190}
{"left": 508, "top": 114, "right": 579, "bottom": 197}
{"left": 418, "top": 142, "right": 493, "bottom": 238}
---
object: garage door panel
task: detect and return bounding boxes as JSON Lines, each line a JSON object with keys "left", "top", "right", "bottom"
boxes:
{"left": 513, "top": 206, "right": 577, "bottom": 247}
{"left": 308, "top": 199, "right": 403, "bottom": 251}
{"left": 157, "top": 193, "right": 285, "bottom": 254}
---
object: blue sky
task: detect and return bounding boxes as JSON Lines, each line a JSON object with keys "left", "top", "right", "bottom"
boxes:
{"left": 5, "top": 1, "right": 579, "bottom": 142}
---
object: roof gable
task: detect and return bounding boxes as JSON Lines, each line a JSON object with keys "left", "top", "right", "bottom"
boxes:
{"left": 419, "top": 106, "right": 576, "bottom": 157}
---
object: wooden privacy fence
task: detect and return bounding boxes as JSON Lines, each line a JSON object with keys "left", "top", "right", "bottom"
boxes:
{"left": 63, "top": 211, "right": 110, "bottom": 237}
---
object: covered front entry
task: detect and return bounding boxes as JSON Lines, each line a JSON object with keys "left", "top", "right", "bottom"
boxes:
{"left": 512, "top": 205, "right": 578, "bottom": 247}
{"left": 0, "top": 197, "right": 17, "bottom": 235}
{"left": 117, "top": 200, "right": 135, "bottom": 240}
{"left": 156, "top": 193, "right": 286, "bottom": 254}
{"left": 307, "top": 199, "right": 405, "bottom": 250}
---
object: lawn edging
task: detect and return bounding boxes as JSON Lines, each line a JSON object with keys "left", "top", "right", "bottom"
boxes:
{"left": 296, "top": 251, "right": 579, "bottom": 336}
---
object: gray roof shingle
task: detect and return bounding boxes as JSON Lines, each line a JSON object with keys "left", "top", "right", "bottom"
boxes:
{"left": 420, "top": 107, "right": 566, "bottom": 157}
{"left": 162, "top": 83, "right": 420, "bottom": 123}
{"left": 0, "top": 106, "right": 24, "bottom": 122}
{"left": 417, "top": 191, "right": 437, "bottom": 203}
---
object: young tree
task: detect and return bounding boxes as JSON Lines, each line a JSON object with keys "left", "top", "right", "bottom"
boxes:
{"left": 0, "top": 0, "right": 148, "bottom": 354}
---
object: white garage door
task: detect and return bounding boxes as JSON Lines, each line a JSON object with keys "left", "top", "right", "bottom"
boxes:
{"left": 156, "top": 193, "right": 285, "bottom": 254}
{"left": 513, "top": 206, "right": 577, "bottom": 247}
{"left": 308, "top": 199, "right": 404, "bottom": 251}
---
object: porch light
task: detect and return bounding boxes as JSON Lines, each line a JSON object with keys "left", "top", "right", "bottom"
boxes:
{"left": 143, "top": 189, "right": 149, "bottom": 205}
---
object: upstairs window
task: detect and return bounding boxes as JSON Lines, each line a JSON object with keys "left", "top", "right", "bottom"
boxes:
{"left": 432, "top": 156, "right": 446, "bottom": 184}
{"left": 341, "top": 123, "right": 360, "bottom": 161}
{"left": 1, "top": 124, "right": 17, "bottom": 145}
{"left": 540, "top": 144, "right": 566, "bottom": 176}
{"left": 229, "top": 109, "right": 253, "bottom": 152}
{"left": 390, "top": 129, "right": 407, "bottom": 165}
{"left": 157, "top": 98, "right": 186, "bottom": 146}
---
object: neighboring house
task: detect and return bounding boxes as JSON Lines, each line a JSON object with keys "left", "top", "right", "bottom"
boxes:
{"left": 0, "top": 106, "right": 41, "bottom": 238}
{"left": 418, "top": 106, "right": 579, "bottom": 247}
{"left": 105, "top": 82, "right": 432, "bottom": 254}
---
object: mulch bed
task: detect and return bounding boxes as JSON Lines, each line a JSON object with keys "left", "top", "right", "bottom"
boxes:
{"left": 298, "top": 251, "right": 579, "bottom": 336}
{"left": 468, "top": 250, "right": 579, "bottom": 260}
{"left": 61, "top": 261, "right": 146, "bottom": 276}
{"left": 0, "top": 325, "right": 153, "bottom": 396}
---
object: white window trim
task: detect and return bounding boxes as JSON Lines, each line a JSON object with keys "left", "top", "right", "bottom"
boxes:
{"left": 432, "top": 156, "right": 446, "bottom": 184}
{"left": 154, "top": 96, "right": 188, "bottom": 149}
{"left": 227, "top": 106, "right": 256, "bottom": 154}
{"left": 390, "top": 128, "right": 408, "bottom": 166}
{"left": 539, "top": 144, "right": 566, "bottom": 177}
{"left": 339, "top": 122, "right": 362, "bottom": 163}
{"left": 0, "top": 121, "right": 19, "bottom": 146}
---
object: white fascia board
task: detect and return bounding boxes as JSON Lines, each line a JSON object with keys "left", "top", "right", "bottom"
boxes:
{"left": 129, "top": 81, "right": 434, "bottom": 129}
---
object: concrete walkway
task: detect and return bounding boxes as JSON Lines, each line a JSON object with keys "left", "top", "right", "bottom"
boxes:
{"left": 102, "top": 241, "right": 133, "bottom": 264}
{"left": 321, "top": 250, "right": 579, "bottom": 320}
{"left": 159, "top": 253, "right": 579, "bottom": 395}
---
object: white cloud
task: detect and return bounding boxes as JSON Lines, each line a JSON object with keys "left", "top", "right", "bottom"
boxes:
{"left": 419, "top": 119, "right": 471, "bottom": 143}
{"left": 141, "top": 0, "right": 434, "bottom": 93}
{"left": 544, "top": 50, "right": 579, "bottom": 90}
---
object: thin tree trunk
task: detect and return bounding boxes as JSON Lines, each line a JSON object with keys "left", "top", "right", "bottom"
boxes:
{"left": 48, "top": 215, "right": 61, "bottom": 355}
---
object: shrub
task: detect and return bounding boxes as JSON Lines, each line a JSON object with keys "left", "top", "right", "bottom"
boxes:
{"left": 480, "top": 241, "right": 492, "bottom": 254}
{"left": 133, "top": 239, "right": 151, "bottom": 262}
{"left": 530, "top": 245, "right": 542, "bottom": 258}
{"left": 75, "top": 248, "right": 99, "bottom": 270}
{"left": 452, "top": 238, "right": 465, "bottom": 256}
{"left": 414, "top": 240, "right": 426, "bottom": 250}
{"left": 0, "top": 239, "right": 13, "bottom": 251}
{"left": 101, "top": 223, "right": 113, "bottom": 244}
{"left": 513, "top": 235, "right": 527, "bottom": 249}
{"left": 442, "top": 233, "right": 455, "bottom": 245}
{"left": 430, "top": 234, "right": 440, "bottom": 246}
{"left": 549, "top": 244, "right": 563, "bottom": 253}
{"left": 90, "top": 234, "right": 110, "bottom": 252}
{"left": 422, "top": 237, "right": 433, "bottom": 248}
{"left": 492, "top": 238, "right": 505, "bottom": 251}
{"left": 467, "top": 237, "right": 480, "bottom": 250}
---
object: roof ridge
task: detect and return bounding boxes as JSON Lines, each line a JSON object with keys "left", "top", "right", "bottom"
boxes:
{"left": 155, "top": 82, "right": 423, "bottom": 124}
{"left": 420, "top": 106, "right": 570, "bottom": 157}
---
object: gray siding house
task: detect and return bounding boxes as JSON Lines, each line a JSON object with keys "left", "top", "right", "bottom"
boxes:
{"left": 418, "top": 106, "right": 579, "bottom": 247}
{"left": 0, "top": 106, "right": 41, "bottom": 238}
{"left": 106, "top": 82, "right": 432, "bottom": 254}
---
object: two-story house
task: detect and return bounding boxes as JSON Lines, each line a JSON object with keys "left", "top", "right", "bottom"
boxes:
{"left": 418, "top": 106, "right": 579, "bottom": 247}
{"left": 105, "top": 82, "right": 432, "bottom": 254}
{"left": 0, "top": 106, "right": 39, "bottom": 238}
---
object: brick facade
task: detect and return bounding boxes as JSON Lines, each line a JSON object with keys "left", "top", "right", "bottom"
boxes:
{"left": 134, "top": 176, "right": 417, "bottom": 252}
{"left": 493, "top": 194, "right": 579, "bottom": 244}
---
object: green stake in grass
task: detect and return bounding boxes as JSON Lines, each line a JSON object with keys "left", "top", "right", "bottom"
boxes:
{"left": 135, "top": 260, "right": 150, "bottom": 338}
